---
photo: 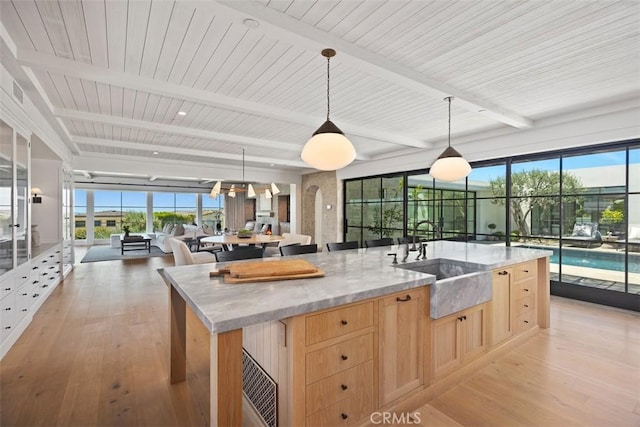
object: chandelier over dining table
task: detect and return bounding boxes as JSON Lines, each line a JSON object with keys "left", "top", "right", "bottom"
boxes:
{"left": 210, "top": 148, "right": 280, "bottom": 199}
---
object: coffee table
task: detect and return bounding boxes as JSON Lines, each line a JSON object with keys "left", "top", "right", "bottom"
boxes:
{"left": 121, "top": 234, "right": 152, "bottom": 255}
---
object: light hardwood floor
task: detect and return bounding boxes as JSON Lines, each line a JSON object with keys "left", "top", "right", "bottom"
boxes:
{"left": 1, "top": 248, "right": 638, "bottom": 426}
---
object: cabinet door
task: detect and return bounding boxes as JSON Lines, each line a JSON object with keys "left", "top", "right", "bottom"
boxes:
{"left": 1, "top": 120, "right": 14, "bottom": 274}
{"left": 431, "top": 312, "right": 460, "bottom": 380}
{"left": 461, "top": 303, "right": 486, "bottom": 363}
{"left": 490, "top": 268, "right": 512, "bottom": 345}
{"left": 379, "top": 288, "right": 426, "bottom": 405}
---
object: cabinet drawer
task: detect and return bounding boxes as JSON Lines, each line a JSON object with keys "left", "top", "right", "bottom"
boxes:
{"left": 1, "top": 277, "right": 14, "bottom": 301}
{"left": 513, "top": 293, "right": 536, "bottom": 318}
{"left": 513, "top": 279, "right": 536, "bottom": 299}
{"left": 514, "top": 309, "right": 536, "bottom": 332}
{"left": 306, "top": 302, "right": 373, "bottom": 346}
{"left": 306, "top": 360, "right": 373, "bottom": 415}
{"left": 306, "top": 333, "right": 373, "bottom": 385}
{"left": 305, "top": 386, "right": 374, "bottom": 427}
{"left": 513, "top": 261, "right": 537, "bottom": 282}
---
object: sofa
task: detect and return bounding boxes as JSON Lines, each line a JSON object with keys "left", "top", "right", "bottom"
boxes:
{"left": 564, "top": 223, "right": 602, "bottom": 248}
{"left": 152, "top": 223, "right": 215, "bottom": 253}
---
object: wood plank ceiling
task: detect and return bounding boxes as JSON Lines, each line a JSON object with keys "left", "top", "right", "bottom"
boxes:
{"left": 1, "top": 0, "right": 638, "bottom": 181}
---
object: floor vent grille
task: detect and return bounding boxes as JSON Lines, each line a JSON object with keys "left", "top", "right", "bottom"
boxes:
{"left": 242, "top": 348, "right": 277, "bottom": 427}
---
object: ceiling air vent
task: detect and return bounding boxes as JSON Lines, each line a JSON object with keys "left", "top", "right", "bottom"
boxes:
{"left": 12, "top": 81, "right": 23, "bottom": 104}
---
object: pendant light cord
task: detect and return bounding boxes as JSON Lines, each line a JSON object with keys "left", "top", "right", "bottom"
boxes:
{"left": 326, "top": 55, "right": 331, "bottom": 121}
{"left": 242, "top": 148, "right": 245, "bottom": 183}
{"left": 445, "top": 96, "right": 453, "bottom": 148}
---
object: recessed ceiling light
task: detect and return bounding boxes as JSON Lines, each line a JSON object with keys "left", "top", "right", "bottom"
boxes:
{"left": 177, "top": 111, "right": 187, "bottom": 116}
{"left": 243, "top": 18, "right": 259, "bottom": 28}
{"left": 153, "top": 151, "right": 159, "bottom": 155}
{"left": 270, "top": 163, "right": 275, "bottom": 167}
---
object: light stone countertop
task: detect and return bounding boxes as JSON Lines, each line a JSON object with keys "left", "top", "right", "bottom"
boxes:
{"left": 158, "top": 241, "right": 552, "bottom": 334}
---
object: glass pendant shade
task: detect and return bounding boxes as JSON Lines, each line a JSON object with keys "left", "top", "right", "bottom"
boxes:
{"left": 302, "top": 120, "right": 356, "bottom": 171}
{"left": 247, "top": 184, "right": 256, "bottom": 198}
{"left": 265, "top": 189, "right": 272, "bottom": 199}
{"left": 210, "top": 181, "right": 221, "bottom": 198}
{"left": 429, "top": 96, "right": 471, "bottom": 182}
{"left": 270, "top": 182, "right": 280, "bottom": 195}
{"left": 429, "top": 147, "right": 472, "bottom": 182}
{"left": 302, "top": 48, "right": 356, "bottom": 171}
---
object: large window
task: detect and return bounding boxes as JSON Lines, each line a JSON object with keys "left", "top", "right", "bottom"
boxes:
{"left": 152, "top": 193, "right": 196, "bottom": 230}
{"left": 74, "top": 189, "right": 87, "bottom": 239}
{"left": 74, "top": 190, "right": 224, "bottom": 241}
{"left": 202, "top": 193, "right": 224, "bottom": 231}
{"left": 467, "top": 163, "right": 507, "bottom": 241}
{"left": 344, "top": 140, "right": 640, "bottom": 311}
{"left": 345, "top": 175, "right": 405, "bottom": 244}
{"left": 93, "top": 191, "right": 146, "bottom": 239}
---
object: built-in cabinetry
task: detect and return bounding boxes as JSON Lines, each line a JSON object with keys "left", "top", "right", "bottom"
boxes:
{"left": 292, "top": 299, "right": 376, "bottom": 426}
{"left": 378, "top": 287, "right": 428, "bottom": 406}
{"left": 1, "top": 243, "right": 62, "bottom": 358}
{"left": 431, "top": 303, "right": 487, "bottom": 380}
{"left": 1, "top": 119, "right": 30, "bottom": 276}
{"left": 1, "top": 117, "right": 68, "bottom": 359}
{"left": 489, "top": 260, "right": 538, "bottom": 346}
{"left": 289, "top": 288, "right": 430, "bottom": 426}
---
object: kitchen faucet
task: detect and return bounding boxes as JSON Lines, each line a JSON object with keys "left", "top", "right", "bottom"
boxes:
{"left": 411, "top": 220, "right": 440, "bottom": 251}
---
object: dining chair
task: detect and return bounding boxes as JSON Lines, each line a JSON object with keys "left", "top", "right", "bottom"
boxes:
{"left": 279, "top": 244, "right": 318, "bottom": 256}
{"left": 364, "top": 237, "right": 394, "bottom": 248}
{"left": 326, "top": 241, "right": 359, "bottom": 252}
{"left": 169, "top": 238, "right": 217, "bottom": 265}
{"left": 264, "top": 233, "right": 312, "bottom": 257}
{"left": 215, "top": 247, "right": 264, "bottom": 262}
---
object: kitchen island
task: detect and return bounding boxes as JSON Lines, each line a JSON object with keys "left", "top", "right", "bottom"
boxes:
{"left": 159, "top": 241, "right": 551, "bottom": 426}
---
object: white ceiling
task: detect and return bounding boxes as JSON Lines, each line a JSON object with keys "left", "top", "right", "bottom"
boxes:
{"left": 1, "top": 0, "right": 639, "bottom": 183}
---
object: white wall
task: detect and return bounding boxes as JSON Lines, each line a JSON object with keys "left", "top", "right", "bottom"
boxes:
{"left": 31, "top": 159, "right": 62, "bottom": 244}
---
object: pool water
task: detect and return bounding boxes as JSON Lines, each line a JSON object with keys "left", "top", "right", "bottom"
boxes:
{"left": 521, "top": 246, "right": 640, "bottom": 274}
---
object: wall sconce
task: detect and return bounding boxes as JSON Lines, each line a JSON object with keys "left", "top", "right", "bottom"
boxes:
{"left": 31, "top": 187, "right": 42, "bottom": 204}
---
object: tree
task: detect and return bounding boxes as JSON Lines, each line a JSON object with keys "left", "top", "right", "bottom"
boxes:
{"left": 122, "top": 211, "right": 146, "bottom": 232}
{"left": 490, "top": 169, "right": 583, "bottom": 236}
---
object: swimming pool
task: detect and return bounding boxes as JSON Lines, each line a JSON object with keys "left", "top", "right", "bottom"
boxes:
{"left": 520, "top": 246, "right": 640, "bottom": 274}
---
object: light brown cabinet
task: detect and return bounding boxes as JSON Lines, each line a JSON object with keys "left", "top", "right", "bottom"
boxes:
{"left": 290, "top": 300, "right": 376, "bottom": 426}
{"left": 489, "top": 268, "right": 513, "bottom": 345}
{"left": 431, "top": 303, "right": 487, "bottom": 380}
{"left": 290, "top": 287, "right": 430, "bottom": 425}
{"left": 378, "top": 288, "right": 428, "bottom": 406}
{"left": 489, "top": 260, "right": 538, "bottom": 347}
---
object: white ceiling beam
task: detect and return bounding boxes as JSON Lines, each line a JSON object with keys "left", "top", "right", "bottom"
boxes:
{"left": 72, "top": 136, "right": 309, "bottom": 168}
{"left": 55, "top": 108, "right": 301, "bottom": 152}
{"left": 214, "top": 0, "right": 534, "bottom": 129}
{"left": 17, "top": 49, "right": 426, "bottom": 149}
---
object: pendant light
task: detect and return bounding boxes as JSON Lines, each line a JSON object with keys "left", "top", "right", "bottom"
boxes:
{"left": 209, "top": 149, "right": 281, "bottom": 199}
{"left": 429, "top": 97, "right": 471, "bottom": 182}
{"left": 301, "top": 48, "right": 356, "bottom": 171}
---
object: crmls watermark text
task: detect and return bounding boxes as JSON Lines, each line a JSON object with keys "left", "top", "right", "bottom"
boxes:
{"left": 370, "top": 411, "right": 421, "bottom": 424}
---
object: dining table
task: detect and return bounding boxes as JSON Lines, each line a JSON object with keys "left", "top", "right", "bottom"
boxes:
{"left": 199, "top": 233, "right": 284, "bottom": 251}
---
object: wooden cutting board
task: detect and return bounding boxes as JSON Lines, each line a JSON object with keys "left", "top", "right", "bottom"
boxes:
{"left": 210, "top": 259, "right": 319, "bottom": 279}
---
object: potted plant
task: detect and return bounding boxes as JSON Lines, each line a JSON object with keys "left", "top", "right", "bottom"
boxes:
{"left": 487, "top": 223, "right": 496, "bottom": 240}
{"left": 237, "top": 228, "right": 253, "bottom": 238}
{"left": 123, "top": 225, "right": 130, "bottom": 237}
